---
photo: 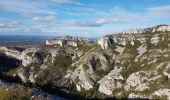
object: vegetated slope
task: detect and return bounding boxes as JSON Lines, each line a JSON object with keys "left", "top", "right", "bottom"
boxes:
{"left": 0, "top": 25, "right": 170, "bottom": 99}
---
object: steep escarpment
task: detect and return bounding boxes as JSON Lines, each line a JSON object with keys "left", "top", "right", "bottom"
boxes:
{"left": 96, "top": 25, "right": 170, "bottom": 99}
{"left": 0, "top": 25, "right": 170, "bottom": 99}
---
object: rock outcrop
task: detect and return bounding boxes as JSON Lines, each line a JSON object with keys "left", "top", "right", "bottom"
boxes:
{"left": 98, "top": 25, "right": 170, "bottom": 49}
{"left": 46, "top": 36, "right": 89, "bottom": 47}
{"left": 98, "top": 66, "right": 123, "bottom": 95}
{"left": 98, "top": 36, "right": 112, "bottom": 49}
{"left": 65, "top": 64, "right": 96, "bottom": 91}
{"left": 0, "top": 47, "right": 37, "bottom": 66}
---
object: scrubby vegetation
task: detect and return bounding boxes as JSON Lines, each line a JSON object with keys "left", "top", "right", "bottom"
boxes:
{"left": 36, "top": 54, "right": 72, "bottom": 85}
{"left": 0, "top": 87, "right": 31, "bottom": 100}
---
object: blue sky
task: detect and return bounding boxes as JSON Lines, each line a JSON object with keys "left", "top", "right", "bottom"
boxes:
{"left": 0, "top": 0, "right": 170, "bottom": 37}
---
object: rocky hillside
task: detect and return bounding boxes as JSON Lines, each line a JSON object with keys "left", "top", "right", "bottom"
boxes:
{"left": 0, "top": 25, "right": 170, "bottom": 99}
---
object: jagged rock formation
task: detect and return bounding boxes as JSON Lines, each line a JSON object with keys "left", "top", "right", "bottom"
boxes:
{"left": 98, "top": 25, "right": 170, "bottom": 49}
{"left": 98, "top": 66, "right": 124, "bottom": 95}
{"left": 98, "top": 37, "right": 112, "bottom": 49}
{"left": 0, "top": 47, "right": 39, "bottom": 66}
{"left": 46, "top": 35, "right": 89, "bottom": 47}
{"left": 1, "top": 25, "right": 170, "bottom": 99}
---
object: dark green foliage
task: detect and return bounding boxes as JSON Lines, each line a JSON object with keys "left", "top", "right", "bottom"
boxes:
{"left": 54, "top": 55, "right": 72, "bottom": 68}
{"left": 78, "top": 44, "right": 93, "bottom": 52}
{"left": 124, "top": 40, "right": 141, "bottom": 55}
{"left": 155, "top": 32, "right": 169, "bottom": 50}
{"left": 67, "top": 66, "right": 77, "bottom": 71}
{"left": 90, "top": 57, "right": 101, "bottom": 70}
{"left": 120, "top": 40, "right": 142, "bottom": 79}
{"left": 110, "top": 41, "right": 117, "bottom": 50}
{"left": 90, "top": 57, "right": 104, "bottom": 76}
{"left": 83, "top": 64, "right": 89, "bottom": 70}
{"left": 34, "top": 51, "right": 47, "bottom": 65}
{"left": 8, "top": 47, "right": 25, "bottom": 52}
{"left": 36, "top": 54, "right": 72, "bottom": 85}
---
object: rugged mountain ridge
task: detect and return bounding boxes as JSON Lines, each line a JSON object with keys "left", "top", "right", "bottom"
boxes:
{"left": 98, "top": 24, "right": 170, "bottom": 49}
{"left": 0, "top": 25, "right": 170, "bottom": 99}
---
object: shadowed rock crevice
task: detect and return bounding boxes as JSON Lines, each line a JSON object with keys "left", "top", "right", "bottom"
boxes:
{"left": 0, "top": 54, "right": 21, "bottom": 72}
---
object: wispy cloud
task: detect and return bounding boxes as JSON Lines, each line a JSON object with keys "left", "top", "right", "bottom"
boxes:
{"left": 32, "top": 16, "right": 56, "bottom": 23}
{"left": 21, "top": 12, "right": 35, "bottom": 17}
{"left": 48, "top": 0, "right": 71, "bottom": 4}
{"left": 63, "top": 7, "right": 139, "bottom": 27}
{"left": 48, "top": 0, "right": 84, "bottom": 6}
{"left": 0, "top": 0, "right": 169, "bottom": 37}
{"left": 0, "top": 0, "right": 57, "bottom": 15}
{"left": 147, "top": 5, "right": 170, "bottom": 17}
{"left": 0, "top": 19, "right": 21, "bottom": 28}
{"left": 65, "top": 18, "right": 128, "bottom": 27}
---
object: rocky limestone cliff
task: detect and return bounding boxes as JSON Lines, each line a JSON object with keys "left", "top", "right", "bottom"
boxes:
{"left": 0, "top": 47, "right": 38, "bottom": 66}
{"left": 46, "top": 35, "right": 89, "bottom": 47}
{"left": 1, "top": 25, "right": 170, "bottom": 99}
{"left": 98, "top": 25, "right": 170, "bottom": 49}
{"left": 98, "top": 37, "right": 112, "bottom": 49}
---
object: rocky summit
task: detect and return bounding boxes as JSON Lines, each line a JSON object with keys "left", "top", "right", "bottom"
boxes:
{"left": 0, "top": 25, "right": 170, "bottom": 100}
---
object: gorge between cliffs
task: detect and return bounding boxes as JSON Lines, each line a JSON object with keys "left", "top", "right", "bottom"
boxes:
{"left": 0, "top": 25, "right": 170, "bottom": 100}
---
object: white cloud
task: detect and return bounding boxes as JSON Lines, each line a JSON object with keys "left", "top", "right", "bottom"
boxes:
{"left": 0, "top": 0, "right": 57, "bottom": 15}
{"left": 48, "top": 0, "right": 84, "bottom": 6}
{"left": 63, "top": 7, "right": 139, "bottom": 27}
{"left": 1, "top": 0, "right": 169, "bottom": 37}
{"left": 0, "top": 18, "right": 23, "bottom": 33}
{"left": 0, "top": 19, "right": 21, "bottom": 28}
{"left": 48, "top": 0, "right": 70, "bottom": 4}
{"left": 21, "top": 12, "right": 35, "bottom": 17}
{"left": 147, "top": 5, "right": 170, "bottom": 17}
{"left": 66, "top": 18, "right": 127, "bottom": 27}
{"left": 32, "top": 16, "right": 56, "bottom": 22}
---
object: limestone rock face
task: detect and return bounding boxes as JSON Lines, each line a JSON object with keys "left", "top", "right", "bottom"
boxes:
{"left": 45, "top": 36, "right": 88, "bottom": 47}
{"left": 151, "top": 35, "right": 160, "bottom": 44}
{"left": 135, "top": 45, "right": 147, "bottom": 62}
{"left": 0, "top": 47, "right": 39, "bottom": 66}
{"left": 120, "top": 25, "right": 170, "bottom": 34}
{"left": 18, "top": 68, "right": 27, "bottom": 83}
{"left": 153, "top": 89, "right": 170, "bottom": 99}
{"left": 97, "top": 53, "right": 110, "bottom": 71}
{"left": 40, "top": 55, "right": 50, "bottom": 69}
{"left": 64, "top": 43, "right": 116, "bottom": 91}
{"left": 65, "top": 65, "right": 96, "bottom": 91}
{"left": 125, "top": 71, "right": 149, "bottom": 92}
{"left": 98, "top": 25, "right": 170, "bottom": 49}
{"left": 163, "top": 63, "right": 170, "bottom": 79}
{"left": 17, "top": 67, "right": 37, "bottom": 83}
{"left": 98, "top": 36, "right": 111, "bottom": 49}
{"left": 5, "top": 49, "right": 22, "bottom": 61}
{"left": 122, "top": 29, "right": 144, "bottom": 34}
{"left": 128, "top": 93, "right": 151, "bottom": 99}
{"left": 115, "top": 46, "right": 125, "bottom": 55}
{"left": 28, "top": 72, "right": 37, "bottom": 83}
{"left": 21, "top": 48, "right": 39, "bottom": 66}
{"left": 152, "top": 25, "right": 170, "bottom": 32}
{"left": 98, "top": 66, "right": 124, "bottom": 95}
{"left": 113, "top": 36, "right": 127, "bottom": 45}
